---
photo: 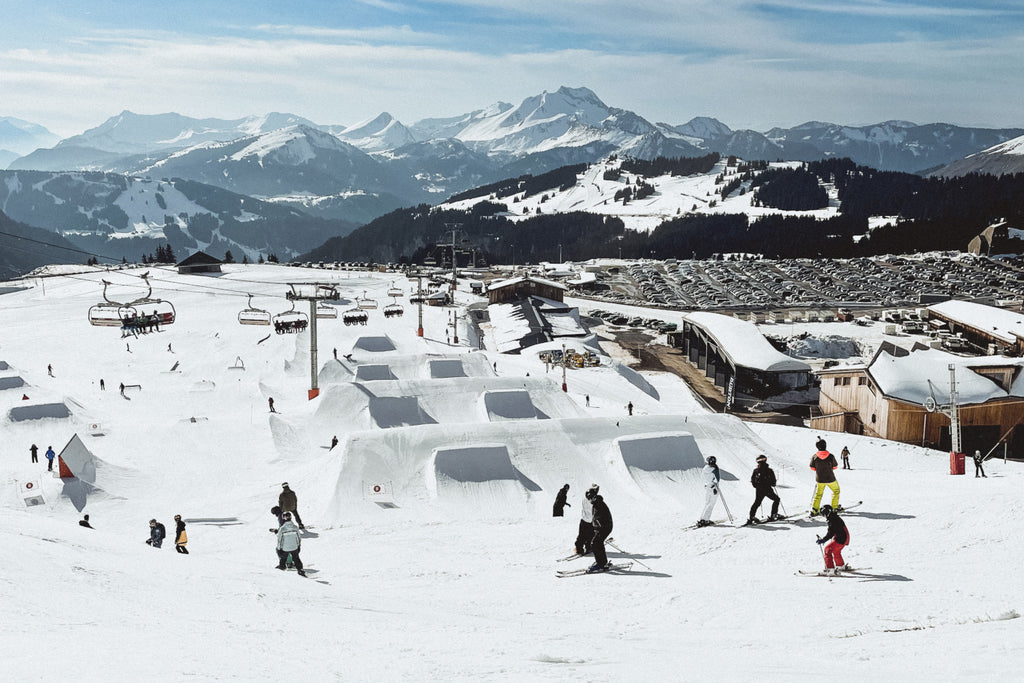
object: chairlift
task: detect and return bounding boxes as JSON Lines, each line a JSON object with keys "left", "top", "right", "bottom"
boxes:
{"left": 238, "top": 294, "right": 272, "bottom": 326}
{"left": 89, "top": 279, "right": 133, "bottom": 326}
{"left": 387, "top": 282, "right": 404, "bottom": 298}
{"left": 272, "top": 301, "right": 309, "bottom": 334}
{"left": 342, "top": 308, "right": 369, "bottom": 326}
{"left": 316, "top": 303, "right": 338, "bottom": 319}
{"left": 356, "top": 290, "right": 378, "bottom": 310}
{"left": 127, "top": 272, "right": 176, "bottom": 327}
{"left": 383, "top": 296, "right": 404, "bottom": 319}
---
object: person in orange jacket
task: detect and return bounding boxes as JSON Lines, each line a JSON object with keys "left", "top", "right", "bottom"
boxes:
{"left": 809, "top": 437, "right": 840, "bottom": 516}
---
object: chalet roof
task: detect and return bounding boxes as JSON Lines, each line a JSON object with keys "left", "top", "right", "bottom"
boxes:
{"left": 176, "top": 251, "right": 223, "bottom": 268}
{"left": 487, "top": 275, "right": 566, "bottom": 292}
{"left": 927, "top": 300, "right": 1024, "bottom": 344}
{"left": 869, "top": 348, "right": 1024, "bottom": 406}
{"left": 684, "top": 312, "right": 811, "bottom": 374}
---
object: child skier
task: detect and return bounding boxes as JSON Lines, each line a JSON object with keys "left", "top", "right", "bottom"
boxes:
{"left": 815, "top": 505, "right": 850, "bottom": 575}
{"left": 747, "top": 454, "right": 781, "bottom": 524}
{"left": 809, "top": 438, "right": 840, "bottom": 516}
{"left": 276, "top": 512, "right": 306, "bottom": 576}
{"left": 697, "top": 456, "right": 721, "bottom": 527}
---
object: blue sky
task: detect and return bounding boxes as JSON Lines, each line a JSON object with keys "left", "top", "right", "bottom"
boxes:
{"left": 2, "top": 1, "right": 1023, "bottom": 136}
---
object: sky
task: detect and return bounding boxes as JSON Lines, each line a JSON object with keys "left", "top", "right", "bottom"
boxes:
{"left": 2, "top": 0, "right": 1023, "bottom": 137}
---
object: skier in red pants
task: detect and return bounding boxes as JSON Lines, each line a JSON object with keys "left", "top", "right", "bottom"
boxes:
{"left": 815, "top": 504, "right": 850, "bottom": 575}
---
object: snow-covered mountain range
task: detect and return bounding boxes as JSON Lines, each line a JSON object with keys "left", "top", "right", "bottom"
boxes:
{"left": 931, "top": 134, "right": 1024, "bottom": 178}
{"left": 7, "top": 86, "right": 1023, "bottom": 226}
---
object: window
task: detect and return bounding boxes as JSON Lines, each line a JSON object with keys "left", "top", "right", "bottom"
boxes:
{"left": 858, "top": 377, "right": 867, "bottom": 385}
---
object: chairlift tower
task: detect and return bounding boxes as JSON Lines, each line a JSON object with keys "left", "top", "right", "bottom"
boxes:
{"left": 924, "top": 363, "right": 962, "bottom": 471}
{"left": 286, "top": 283, "right": 339, "bottom": 400}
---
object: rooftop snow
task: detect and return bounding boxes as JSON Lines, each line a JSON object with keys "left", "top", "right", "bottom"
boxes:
{"left": 928, "top": 300, "right": 1024, "bottom": 344}
{"left": 684, "top": 311, "right": 811, "bottom": 373}
{"left": 869, "top": 347, "right": 1024, "bottom": 405}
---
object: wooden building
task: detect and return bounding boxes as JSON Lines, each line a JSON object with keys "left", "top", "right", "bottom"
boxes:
{"left": 926, "top": 299, "right": 1024, "bottom": 356}
{"left": 486, "top": 276, "right": 565, "bottom": 305}
{"left": 176, "top": 251, "right": 223, "bottom": 275}
{"left": 813, "top": 344, "right": 1024, "bottom": 458}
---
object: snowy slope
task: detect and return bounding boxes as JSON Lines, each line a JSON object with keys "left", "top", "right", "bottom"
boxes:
{"left": 1, "top": 265, "right": 1021, "bottom": 680}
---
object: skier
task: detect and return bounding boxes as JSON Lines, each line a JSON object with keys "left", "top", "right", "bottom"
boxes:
{"left": 552, "top": 484, "right": 571, "bottom": 517}
{"left": 330, "top": 435, "right": 339, "bottom": 450}
{"left": 48, "top": 363, "right": 53, "bottom": 377}
{"left": 146, "top": 519, "right": 166, "bottom": 548}
{"left": 79, "top": 514, "right": 93, "bottom": 529}
{"left": 841, "top": 446, "right": 852, "bottom": 470}
{"left": 585, "top": 394, "right": 590, "bottom": 407}
{"left": 276, "top": 512, "right": 306, "bottom": 576}
{"left": 588, "top": 492, "right": 614, "bottom": 572}
{"left": 45, "top": 446, "right": 56, "bottom": 472}
{"left": 279, "top": 483, "right": 305, "bottom": 529}
{"left": 809, "top": 438, "right": 840, "bottom": 516}
{"left": 815, "top": 504, "right": 850, "bottom": 575}
{"left": 268, "top": 397, "right": 276, "bottom": 413}
{"left": 100, "top": 379, "right": 105, "bottom": 391}
{"left": 119, "top": 382, "right": 126, "bottom": 396}
{"left": 627, "top": 401, "right": 633, "bottom": 416}
{"left": 574, "top": 484, "right": 599, "bottom": 555}
{"left": 173, "top": 515, "right": 189, "bottom": 554}
{"left": 30, "top": 444, "right": 38, "bottom": 463}
{"left": 973, "top": 450, "right": 987, "bottom": 478}
{"left": 747, "top": 454, "right": 781, "bottom": 524}
{"left": 696, "top": 456, "right": 721, "bottom": 527}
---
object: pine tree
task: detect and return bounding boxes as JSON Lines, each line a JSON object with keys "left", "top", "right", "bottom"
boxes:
{"left": 224, "top": 250, "right": 235, "bottom": 264}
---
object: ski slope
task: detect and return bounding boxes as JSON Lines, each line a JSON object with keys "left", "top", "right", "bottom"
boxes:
{"left": 1, "top": 264, "right": 1020, "bottom": 680}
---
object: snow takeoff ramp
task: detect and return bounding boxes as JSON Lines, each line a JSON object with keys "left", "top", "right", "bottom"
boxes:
{"left": 482, "top": 390, "right": 545, "bottom": 421}
{"left": 429, "top": 359, "right": 467, "bottom": 378}
{"left": 368, "top": 396, "right": 437, "bottom": 429}
{"left": 616, "top": 432, "right": 706, "bottom": 506}
{"left": 430, "top": 444, "right": 540, "bottom": 511}
{"left": 355, "top": 364, "right": 397, "bottom": 381}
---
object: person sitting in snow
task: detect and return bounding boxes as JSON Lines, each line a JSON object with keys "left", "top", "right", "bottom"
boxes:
{"left": 809, "top": 437, "right": 840, "bottom": 516}
{"left": 696, "top": 456, "right": 721, "bottom": 527}
{"left": 79, "top": 514, "right": 93, "bottom": 529}
{"left": 815, "top": 505, "right": 850, "bottom": 575}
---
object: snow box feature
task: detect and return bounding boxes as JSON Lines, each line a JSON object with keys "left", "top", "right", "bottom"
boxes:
{"left": 368, "top": 396, "right": 437, "bottom": 429}
{"left": 616, "top": 432, "right": 706, "bottom": 505}
{"left": 430, "top": 444, "right": 541, "bottom": 508}
{"left": 9, "top": 402, "right": 72, "bottom": 421}
{"left": 0, "top": 376, "right": 27, "bottom": 390}
{"left": 355, "top": 364, "right": 397, "bottom": 381}
{"left": 483, "top": 390, "right": 546, "bottom": 421}
{"left": 429, "top": 359, "right": 466, "bottom": 378}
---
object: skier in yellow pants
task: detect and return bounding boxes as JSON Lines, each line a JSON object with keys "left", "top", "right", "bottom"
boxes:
{"left": 810, "top": 437, "right": 840, "bottom": 516}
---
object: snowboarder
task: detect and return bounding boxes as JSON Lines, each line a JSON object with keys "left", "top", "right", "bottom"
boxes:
{"left": 333, "top": 348, "right": 338, "bottom": 360}
{"left": 79, "top": 514, "right": 93, "bottom": 529}
{"left": 815, "top": 504, "right": 850, "bottom": 574}
{"left": 279, "top": 483, "right": 305, "bottom": 529}
{"left": 119, "top": 382, "right": 126, "bottom": 397}
{"left": 973, "top": 450, "right": 987, "bottom": 478}
{"left": 268, "top": 397, "right": 276, "bottom": 413}
{"left": 588, "top": 492, "right": 614, "bottom": 572}
{"left": 627, "top": 401, "right": 633, "bottom": 416}
{"left": 574, "top": 484, "right": 599, "bottom": 555}
{"left": 841, "top": 446, "right": 851, "bottom": 470}
{"left": 45, "top": 446, "right": 55, "bottom": 471}
{"left": 810, "top": 438, "right": 840, "bottom": 515}
{"left": 552, "top": 484, "right": 571, "bottom": 517}
{"left": 30, "top": 444, "right": 38, "bottom": 463}
{"left": 173, "top": 515, "right": 189, "bottom": 554}
{"left": 146, "top": 519, "right": 166, "bottom": 548}
{"left": 47, "top": 364, "right": 53, "bottom": 377}
{"left": 748, "top": 454, "right": 781, "bottom": 524}
{"left": 585, "top": 394, "right": 590, "bottom": 407}
{"left": 276, "top": 512, "right": 306, "bottom": 576}
{"left": 330, "top": 435, "right": 339, "bottom": 450}
{"left": 100, "top": 379, "right": 105, "bottom": 391}
{"left": 697, "top": 456, "right": 721, "bottom": 527}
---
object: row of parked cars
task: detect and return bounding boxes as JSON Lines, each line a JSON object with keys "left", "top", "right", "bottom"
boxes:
{"left": 586, "top": 309, "right": 677, "bottom": 333}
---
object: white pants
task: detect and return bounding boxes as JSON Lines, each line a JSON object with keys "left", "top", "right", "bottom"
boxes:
{"left": 701, "top": 487, "right": 718, "bottom": 520}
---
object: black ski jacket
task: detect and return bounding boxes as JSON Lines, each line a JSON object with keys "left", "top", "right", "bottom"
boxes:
{"left": 810, "top": 451, "right": 838, "bottom": 483}
{"left": 750, "top": 463, "right": 777, "bottom": 490}
{"left": 591, "top": 495, "right": 613, "bottom": 533}
{"left": 821, "top": 513, "right": 849, "bottom": 545}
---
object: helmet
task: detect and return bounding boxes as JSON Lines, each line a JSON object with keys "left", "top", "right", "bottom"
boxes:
{"left": 756, "top": 454, "right": 767, "bottom": 463}
{"left": 174, "top": 515, "right": 181, "bottom": 520}
{"left": 820, "top": 504, "right": 833, "bottom": 516}
{"left": 706, "top": 456, "right": 717, "bottom": 466}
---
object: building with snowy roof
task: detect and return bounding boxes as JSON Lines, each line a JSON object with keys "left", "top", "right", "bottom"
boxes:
{"left": 926, "top": 300, "right": 1024, "bottom": 356}
{"left": 672, "top": 312, "right": 813, "bottom": 407}
{"left": 814, "top": 344, "right": 1024, "bottom": 457}
{"left": 175, "top": 251, "right": 223, "bottom": 275}
{"left": 486, "top": 275, "right": 565, "bottom": 305}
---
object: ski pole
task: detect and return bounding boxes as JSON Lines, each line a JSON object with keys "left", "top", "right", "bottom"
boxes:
{"left": 775, "top": 487, "right": 788, "bottom": 518}
{"left": 816, "top": 534, "right": 825, "bottom": 563}
{"left": 605, "top": 538, "right": 651, "bottom": 570}
{"left": 718, "top": 487, "right": 734, "bottom": 523}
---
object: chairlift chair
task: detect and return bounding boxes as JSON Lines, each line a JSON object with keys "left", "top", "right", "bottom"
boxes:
{"left": 126, "top": 273, "right": 176, "bottom": 326}
{"left": 356, "top": 291, "right": 378, "bottom": 310}
{"left": 410, "top": 291, "right": 426, "bottom": 304}
{"left": 316, "top": 303, "right": 338, "bottom": 319}
{"left": 383, "top": 296, "right": 404, "bottom": 319}
{"left": 342, "top": 308, "right": 369, "bottom": 326}
{"left": 238, "top": 294, "right": 272, "bottom": 326}
{"left": 272, "top": 302, "right": 309, "bottom": 334}
{"left": 387, "top": 282, "right": 404, "bottom": 298}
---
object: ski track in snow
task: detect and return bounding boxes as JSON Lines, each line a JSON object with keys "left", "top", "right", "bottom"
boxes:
{"left": 1, "top": 263, "right": 1021, "bottom": 680}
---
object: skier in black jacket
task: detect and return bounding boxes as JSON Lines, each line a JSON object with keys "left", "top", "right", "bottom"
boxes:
{"left": 588, "top": 493, "right": 614, "bottom": 572}
{"left": 747, "top": 454, "right": 782, "bottom": 524}
{"left": 815, "top": 505, "right": 851, "bottom": 575}
{"left": 552, "top": 484, "right": 571, "bottom": 517}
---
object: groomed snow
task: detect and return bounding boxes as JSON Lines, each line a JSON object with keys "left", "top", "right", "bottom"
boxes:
{"left": 1, "top": 264, "right": 1021, "bottom": 680}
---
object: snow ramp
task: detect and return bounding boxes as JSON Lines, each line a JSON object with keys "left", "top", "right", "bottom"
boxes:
{"left": 615, "top": 432, "right": 706, "bottom": 506}
{"left": 9, "top": 402, "right": 72, "bottom": 421}
{"left": 352, "top": 336, "right": 397, "bottom": 353}
{"left": 368, "top": 396, "right": 437, "bottom": 429}
{"left": 429, "top": 359, "right": 466, "bottom": 378}
{"left": 482, "top": 390, "right": 546, "bottom": 421}
{"left": 355, "top": 364, "right": 397, "bottom": 381}
{"left": 0, "top": 376, "right": 26, "bottom": 390}
{"left": 430, "top": 444, "right": 541, "bottom": 511}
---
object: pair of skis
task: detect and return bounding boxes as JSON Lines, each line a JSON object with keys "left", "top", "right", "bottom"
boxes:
{"left": 555, "top": 537, "right": 643, "bottom": 577}
{"left": 556, "top": 537, "right": 614, "bottom": 562}
{"left": 796, "top": 566, "right": 872, "bottom": 578}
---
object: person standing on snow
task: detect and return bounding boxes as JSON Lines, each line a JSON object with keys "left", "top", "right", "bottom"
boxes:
{"left": 747, "top": 454, "right": 782, "bottom": 524}
{"left": 276, "top": 512, "right": 306, "bottom": 576}
{"left": 552, "top": 484, "right": 571, "bottom": 517}
{"left": 279, "top": 483, "right": 305, "bottom": 529}
{"left": 268, "top": 397, "right": 276, "bottom": 413}
{"left": 574, "top": 484, "right": 599, "bottom": 555}
{"left": 588, "top": 492, "right": 614, "bottom": 572}
{"left": 840, "top": 446, "right": 852, "bottom": 470}
{"left": 45, "top": 446, "right": 56, "bottom": 472}
{"left": 815, "top": 505, "right": 851, "bottom": 575}
{"left": 173, "top": 515, "right": 189, "bottom": 554}
{"left": 30, "top": 444, "right": 38, "bottom": 463}
{"left": 146, "top": 519, "right": 166, "bottom": 548}
{"left": 696, "top": 456, "right": 721, "bottom": 527}
{"left": 810, "top": 438, "right": 840, "bottom": 516}
{"left": 973, "top": 450, "right": 987, "bottom": 478}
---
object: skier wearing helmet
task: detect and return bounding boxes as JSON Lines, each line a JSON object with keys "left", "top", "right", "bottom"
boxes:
{"left": 574, "top": 484, "right": 600, "bottom": 555}
{"left": 809, "top": 437, "right": 840, "bottom": 516}
{"left": 697, "top": 456, "right": 721, "bottom": 528}
{"left": 815, "top": 505, "right": 850, "bottom": 575}
{"left": 747, "top": 454, "right": 782, "bottom": 524}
